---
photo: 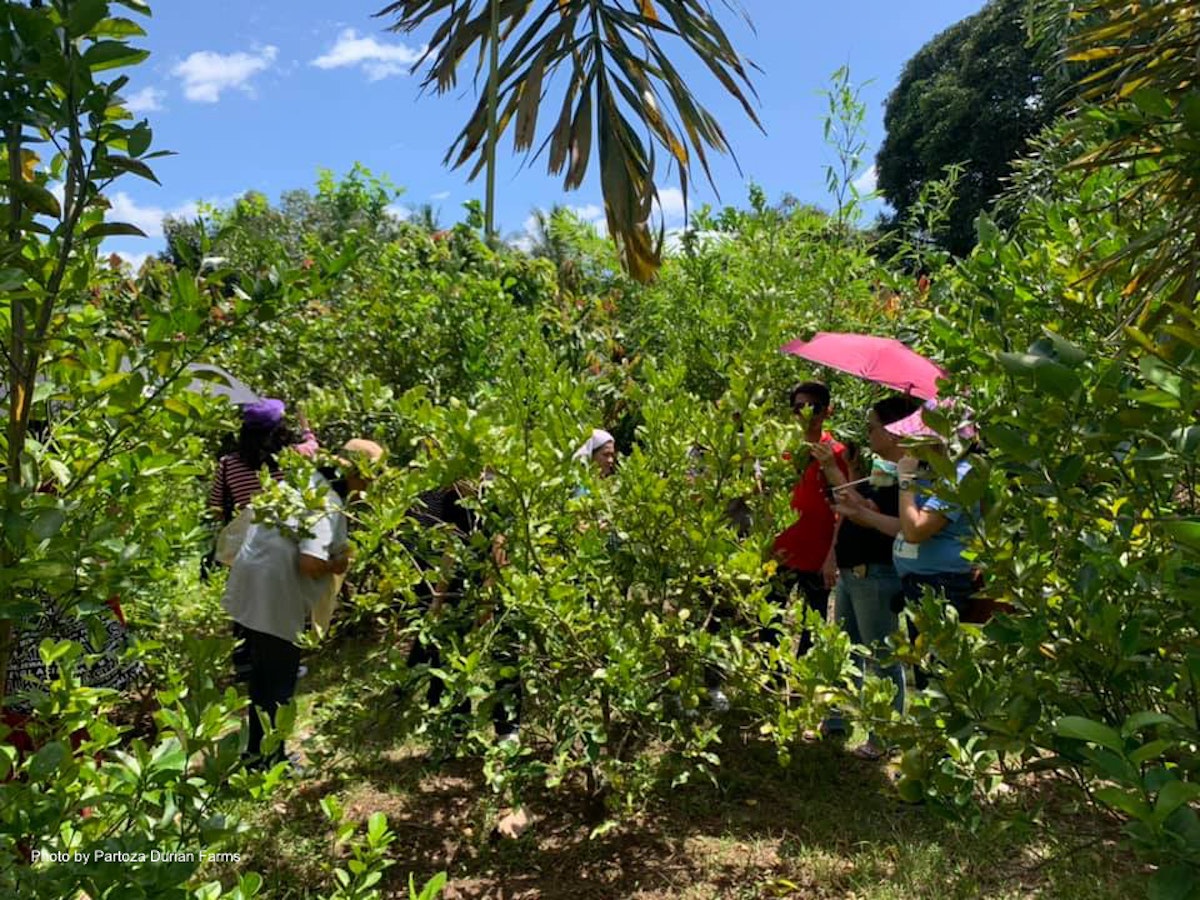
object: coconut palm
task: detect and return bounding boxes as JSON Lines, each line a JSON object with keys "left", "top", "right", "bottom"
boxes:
{"left": 1053, "top": 0, "right": 1200, "bottom": 322}
{"left": 374, "top": 0, "right": 760, "bottom": 282}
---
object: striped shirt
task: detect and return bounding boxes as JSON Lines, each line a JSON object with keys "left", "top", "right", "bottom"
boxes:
{"left": 209, "top": 454, "right": 283, "bottom": 522}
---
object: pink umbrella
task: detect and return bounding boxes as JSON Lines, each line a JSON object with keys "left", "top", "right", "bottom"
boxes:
{"left": 780, "top": 332, "right": 945, "bottom": 400}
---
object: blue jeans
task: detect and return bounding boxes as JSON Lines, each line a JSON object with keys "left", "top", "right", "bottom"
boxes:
{"left": 826, "top": 563, "right": 905, "bottom": 732}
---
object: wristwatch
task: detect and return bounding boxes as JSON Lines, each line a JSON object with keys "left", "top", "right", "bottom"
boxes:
{"left": 898, "top": 477, "right": 914, "bottom": 492}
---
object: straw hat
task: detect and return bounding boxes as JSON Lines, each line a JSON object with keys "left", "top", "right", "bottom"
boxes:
{"left": 336, "top": 438, "right": 385, "bottom": 472}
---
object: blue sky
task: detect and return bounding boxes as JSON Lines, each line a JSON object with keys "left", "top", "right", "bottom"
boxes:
{"left": 106, "top": 0, "right": 987, "bottom": 266}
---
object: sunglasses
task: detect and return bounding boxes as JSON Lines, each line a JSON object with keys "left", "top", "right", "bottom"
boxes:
{"left": 792, "top": 401, "right": 825, "bottom": 415}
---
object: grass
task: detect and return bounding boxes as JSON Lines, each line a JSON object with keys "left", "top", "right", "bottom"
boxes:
{"left": 178, "top": 600, "right": 1146, "bottom": 900}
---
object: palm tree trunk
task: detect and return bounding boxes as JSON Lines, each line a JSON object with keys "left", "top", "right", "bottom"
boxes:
{"left": 484, "top": 0, "right": 500, "bottom": 243}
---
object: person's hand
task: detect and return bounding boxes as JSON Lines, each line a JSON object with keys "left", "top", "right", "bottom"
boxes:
{"left": 811, "top": 441, "right": 834, "bottom": 467}
{"left": 491, "top": 534, "right": 509, "bottom": 569}
{"left": 897, "top": 455, "right": 920, "bottom": 480}
{"left": 329, "top": 551, "right": 351, "bottom": 575}
{"left": 833, "top": 490, "right": 868, "bottom": 524}
{"left": 821, "top": 553, "right": 838, "bottom": 589}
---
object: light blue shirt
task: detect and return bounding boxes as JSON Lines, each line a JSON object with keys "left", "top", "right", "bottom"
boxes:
{"left": 893, "top": 460, "right": 976, "bottom": 577}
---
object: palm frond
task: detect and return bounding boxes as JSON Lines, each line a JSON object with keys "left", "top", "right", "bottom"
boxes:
{"left": 375, "top": 0, "right": 760, "bottom": 281}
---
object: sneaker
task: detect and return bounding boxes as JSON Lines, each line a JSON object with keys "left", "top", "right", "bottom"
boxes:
{"left": 818, "top": 720, "right": 848, "bottom": 742}
{"left": 497, "top": 726, "right": 521, "bottom": 746}
{"left": 851, "top": 741, "right": 887, "bottom": 761}
{"left": 707, "top": 688, "right": 731, "bottom": 713}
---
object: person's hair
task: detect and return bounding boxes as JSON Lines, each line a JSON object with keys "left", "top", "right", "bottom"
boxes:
{"left": 236, "top": 421, "right": 294, "bottom": 471}
{"left": 317, "top": 464, "right": 351, "bottom": 500}
{"left": 789, "top": 381, "right": 831, "bottom": 410}
{"left": 872, "top": 395, "right": 923, "bottom": 427}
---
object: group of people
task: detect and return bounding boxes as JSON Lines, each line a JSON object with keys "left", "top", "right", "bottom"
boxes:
{"left": 0, "top": 374, "right": 980, "bottom": 789}
{"left": 571, "top": 381, "right": 980, "bottom": 759}
{"left": 4, "top": 378, "right": 971, "bottom": 775}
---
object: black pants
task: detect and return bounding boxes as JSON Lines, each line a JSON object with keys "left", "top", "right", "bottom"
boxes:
{"left": 901, "top": 571, "right": 977, "bottom": 690}
{"left": 405, "top": 577, "right": 522, "bottom": 734}
{"left": 765, "top": 568, "right": 830, "bottom": 657}
{"left": 406, "top": 634, "right": 522, "bottom": 734}
{"left": 236, "top": 624, "right": 301, "bottom": 764}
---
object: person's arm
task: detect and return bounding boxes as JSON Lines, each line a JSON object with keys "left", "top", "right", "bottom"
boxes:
{"left": 835, "top": 492, "right": 901, "bottom": 537}
{"left": 207, "top": 457, "right": 229, "bottom": 522}
{"left": 297, "top": 508, "right": 349, "bottom": 578}
{"left": 298, "top": 551, "right": 349, "bottom": 579}
{"left": 897, "top": 456, "right": 949, "bottom": 543}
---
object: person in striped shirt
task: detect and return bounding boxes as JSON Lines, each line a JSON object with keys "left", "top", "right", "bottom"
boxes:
{"left": 203, "top": 398, "right": 318, "bottom": 584}
{"left": 208, "top": 399, "right": 293, "bottom": 521}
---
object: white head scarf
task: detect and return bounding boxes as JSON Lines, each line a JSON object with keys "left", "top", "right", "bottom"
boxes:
{"left": 573, "top": 428, "right": 615, "bottom": 462}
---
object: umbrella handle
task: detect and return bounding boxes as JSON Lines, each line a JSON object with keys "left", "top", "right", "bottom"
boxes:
{"left": 832, "top": 476, "right": 871, "bottom": 491}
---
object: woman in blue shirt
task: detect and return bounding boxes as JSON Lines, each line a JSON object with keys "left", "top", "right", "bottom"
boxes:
{"left": 893, "top": 442, "right": 978, "bottom": 614}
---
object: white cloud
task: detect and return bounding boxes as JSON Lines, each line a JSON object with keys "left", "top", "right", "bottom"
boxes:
{"left": 656, "top": 187, "right": 687, "bottom": 225}
{"left": 570, "top": 203, "right": 605, "bottom": 224}
{"left": 513, "top": 204, "right": 608, "bottom": 251}
{"left": 108, "top": 192, "right": 171, "bottom": 237}
{"left": 125, "top": 86, "right": 166, "bottom": 113}
{"left": 430, "top": 191, "right": 451, "bottom": 201}
{"left": 172, "top": 46, "right": 278, "bottom": 103}
{"left": 664, "top": 228, "right": 731, "bottom": 255}
{"left": 852, "top": 164, "right": 878, "bottom": 194}
{"left": 106, "top": 192, "right": 241, "bottom": 238}
{"left": 386, "top": 203, "right": 411, "bottom": 221}
{"left": 312, "top": 28, "right": 425, "bottom": 81}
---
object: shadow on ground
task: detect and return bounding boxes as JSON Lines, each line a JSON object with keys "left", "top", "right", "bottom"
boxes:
{"left": 216, "top": 623, "right": 1141, "bottom": 900}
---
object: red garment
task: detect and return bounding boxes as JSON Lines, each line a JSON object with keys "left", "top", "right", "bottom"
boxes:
{"left": 772, "top": 433, "right": 848, "bottom": 573}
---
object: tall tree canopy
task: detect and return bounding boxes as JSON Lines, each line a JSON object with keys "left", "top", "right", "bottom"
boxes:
{"left": 876, "top": 0, "right": 1063, "bottom": 256}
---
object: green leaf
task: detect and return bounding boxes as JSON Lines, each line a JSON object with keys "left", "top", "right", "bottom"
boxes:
{"left": 1149, "top": 863, "right": 1197, "bottom": 900}
{"left": 126, "top": 123, "right": 152, "bottom": 157}
{"left": 84, "top": 221, "right": 148, "bottom": 239}
{"left": 150, "top": 737, "right": 187, "bottom": 773}
{"left": 1153, "top": 780, "right": 1200, "bottom": 827}
{"left": 103, "top": 154, "right": 160, "bottom": 183}
{"left": 1131, "top": 740, "right": 1177, "bottom": 766}
{"left": 1094, "top": 786, "right": 1152, "bottom": 819}
{"left": 14, "top": 182, "right": 62, "bottom": 219}
{"left": 1123, "top": 712, "right": 1178, "bottom": 737}
{"left": 30, "top": 508, "right": 66, "bottom": 541}
{"left": 1056, "top": 716, "right": 1124, "bottom": 752}
{"left": 1164, "top": 520, "right": 1200, "bottom": 552}
{"left": 82, "top": 41, "right": 150, "bottom": 72}
{"left": 93, "top": 17, "right": 147, "bottom": 38}
{"left": 68, "top": 0, "right": 109, "bottom": 37}
{"left": 1131, "top": 88, "right": 1173, "bottom": 119}
{"left": 27, "top": 741, "right": 69, "bottom": 781}
{"left": 367, "top": 811, "right": 388, "bottom": 843}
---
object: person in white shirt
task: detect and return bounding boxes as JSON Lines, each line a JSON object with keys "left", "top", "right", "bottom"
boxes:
{"left": 222, "top": 438, "right": 384, "bottom": 768}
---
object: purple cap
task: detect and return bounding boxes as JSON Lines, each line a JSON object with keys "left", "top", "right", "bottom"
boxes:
{"left": 242, "top": 398, "right": 285, "bottom": 429}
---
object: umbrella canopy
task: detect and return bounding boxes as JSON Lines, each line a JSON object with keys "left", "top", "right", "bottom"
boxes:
{"left": 184, "top": 363, "right": 260, "bottom": 406}
{"left": 780, "top": 332, "right": 945, "bottom": 400}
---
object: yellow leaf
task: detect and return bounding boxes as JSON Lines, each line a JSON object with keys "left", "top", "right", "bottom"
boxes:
{"left": 639, "top": 0, "right": 658, "bottom": 22}
{"left": 20, "top": 150, "right": 39, "bottom": 182}
{"left": 1067, "top": 46, "right": 1122, "bottom": 62}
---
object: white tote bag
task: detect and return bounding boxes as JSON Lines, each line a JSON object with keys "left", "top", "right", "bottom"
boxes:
{"left": 311, "top": 572, "right": 344, "bottom": 637}
{"left": 215, "top": 507, "right": 253, "bottom": 566}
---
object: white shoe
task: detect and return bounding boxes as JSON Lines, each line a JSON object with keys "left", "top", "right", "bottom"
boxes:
{"left": 707, "top": 688, "right": 731, "bottom": 713}
{"left": 497, "top": 727, "right": 520, "bottom": 746}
